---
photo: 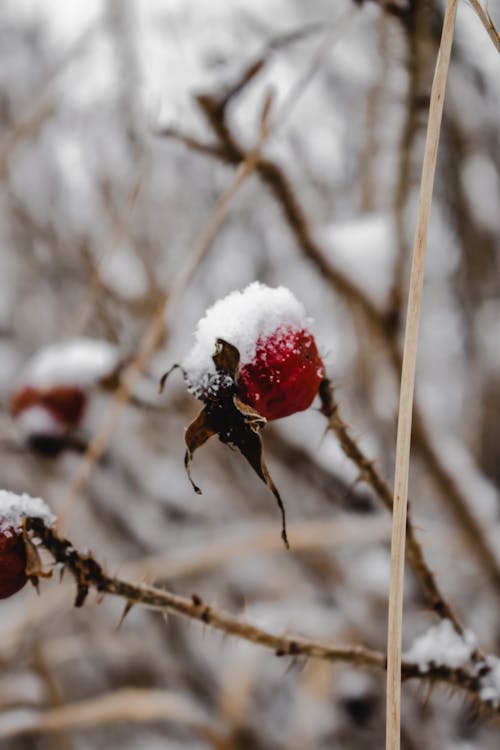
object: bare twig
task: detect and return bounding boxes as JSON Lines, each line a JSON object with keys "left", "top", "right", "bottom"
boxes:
{"left": 29, "top": 518, "right": 388, "bottom": 668}
{"left": 386, "top": 2, "right": 457, "bottom": 747}
{"left": 390, "top": 0, "right": 434, "bottom": 322}
{"left": 322, "top": 389, "right": 463, "bottom": 633}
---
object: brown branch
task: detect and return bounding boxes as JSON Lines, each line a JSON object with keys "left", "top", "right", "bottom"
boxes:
{"left": 22, "top": 518, "right": 498, "bottom": 713}
{"left": 27, "top": 518, "right": 386, "bottom": 668}
{"left": 390, "top": 0, "right": 435, "bottom": 324}
{"left": 156, "top": 128, "right": 226, "bottom": 160}
{"left": 321, "top": 386, "right": 465, "bottom": 636}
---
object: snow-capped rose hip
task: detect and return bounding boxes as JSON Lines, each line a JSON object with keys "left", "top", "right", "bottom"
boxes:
{"left": 0, "top": 491, "right": 55, "bottom": 600}
{"left": 10, "top": 338, "right": 119, "bottom": 456}
{"left": 162, "top": 283, "right": 326, "bottom": 547}
{"left": 181, "top": 282, "right": 324, "bottom": 409}
{"left": 237, "top": 326, "right": 324, "bottom": 421}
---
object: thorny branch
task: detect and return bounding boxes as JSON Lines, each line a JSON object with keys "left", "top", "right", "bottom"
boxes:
{"left": 318, "top": 380, "right": 465, "bottom": 637}
{"left": 159, "top": 54, "right": 500, "bottom": 601}
{"left": 23, "top": 517, "right": 499, "bottom": 714}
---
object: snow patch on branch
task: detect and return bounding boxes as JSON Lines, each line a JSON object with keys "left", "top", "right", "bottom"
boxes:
{"left": 403, "top": 619, "right": 476, "bottom": 671}
{"left": 479, "top": 656, "right": 500, "bottom": 706}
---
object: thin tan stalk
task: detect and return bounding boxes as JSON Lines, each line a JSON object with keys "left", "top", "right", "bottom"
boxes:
{"left": 385, "top": 2, "right": 458, "bottom": 749}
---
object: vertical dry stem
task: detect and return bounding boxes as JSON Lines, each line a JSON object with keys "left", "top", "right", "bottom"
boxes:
{"left": 385, "top": 2, "right": 458, "bottom": 748}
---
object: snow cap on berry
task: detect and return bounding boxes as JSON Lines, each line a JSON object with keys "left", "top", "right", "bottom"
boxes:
{"left": 0, "top": 490, "right": 55, "bottom": 534}
{"left": 15, "top": 338, "right": 118, "bottom": 392}
{"left": 183, "top": 282, "right": 315, "bottom": 398}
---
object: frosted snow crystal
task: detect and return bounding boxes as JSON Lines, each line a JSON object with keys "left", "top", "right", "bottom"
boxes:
{"left": 0, "top": 490, "right": 55, "bottom": 533}
{"left": 17, "top": 338, "right": 118, "bottom": 390}
{"left": 479, "top": 655, "right": 500, "bottom": 706}
{"left": 182, "top": 282, "right": 312, "bottom": 397}
{"left": 403, "top": 619, "right": 476, "bottom": 671}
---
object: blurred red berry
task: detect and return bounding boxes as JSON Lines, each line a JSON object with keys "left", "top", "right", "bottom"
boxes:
{"left": 10, "top": 338, "right": 120, "bottom": 455}
{"left": 0, "top": 527, "right": 27, "bottom": 600}
{"left": 238, "top": 327, "right": 324, "bottom": 421}
{"left": 11, "top": 385, "right": 87, "bottom": 428}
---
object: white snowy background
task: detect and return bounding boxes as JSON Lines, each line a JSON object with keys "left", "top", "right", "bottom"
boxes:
{"left": 0, "top": 0, "right": 499, "bottom": 748}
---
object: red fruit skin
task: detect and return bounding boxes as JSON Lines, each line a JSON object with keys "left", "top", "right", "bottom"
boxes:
{"left": 11, "top": 385, "right": 87, "bottom": 427}
{"left": 237, "top": 327, "right": 324, "bottom": 421}
{"left": 0, "top": 527, "right": 28, "bottom": 600}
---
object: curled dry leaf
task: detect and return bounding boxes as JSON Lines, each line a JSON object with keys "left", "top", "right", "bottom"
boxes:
{"left": 162, "top": 339, "right": 290, "bottom": 548}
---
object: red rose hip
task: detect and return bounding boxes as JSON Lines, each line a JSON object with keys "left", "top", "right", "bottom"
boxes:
{"left": 0, "top": 527, "right": 27, "bottom": 600}
{"left": 0, "top": 490, "right": 55, "bottom": 599}
{"left": 238, "top": 326, "right": 324, "bottom": 420}
{"left": 10, "top": 338, "right": 119, "bottom": 451}
{"left": 175, "top": 283, "right": 326, "bottom": 546}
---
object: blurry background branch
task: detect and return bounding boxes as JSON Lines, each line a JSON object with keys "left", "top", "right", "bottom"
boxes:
{"left": 466, "top": 0, "right": 500, "bottom": 51}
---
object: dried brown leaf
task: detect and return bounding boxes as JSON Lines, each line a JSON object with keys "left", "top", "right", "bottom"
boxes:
{"left": 184, "top": 408, "right": 217, "bottom": 494}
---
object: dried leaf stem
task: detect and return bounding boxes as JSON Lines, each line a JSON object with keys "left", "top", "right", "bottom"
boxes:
{"left": 386, "top": 2, "right": 457, "bottom": 748}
